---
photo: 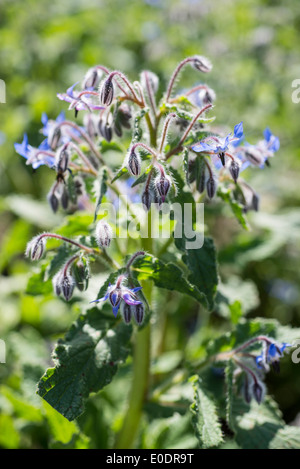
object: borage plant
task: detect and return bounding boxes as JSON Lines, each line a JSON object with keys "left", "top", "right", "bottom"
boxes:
{"left": 16, "top": 56, "right": 299, "bottom": 449}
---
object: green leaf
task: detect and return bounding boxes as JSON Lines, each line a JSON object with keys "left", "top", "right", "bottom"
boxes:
{"left": 217, "top": 185, "right": 249, "bottom": 230}
{"left": 180, "top": 237, "right": 218, "bottom": 311}
{"left": 93, "top": 166, "right": 108, "bottom": 222}
{"left": 26, "top": 264, "right": 53, "bottom": 296}
{"left": 190, "top": 376, "right": 223, "bottom": 448}
{"left": 133, "top": 254, "right": 208, "bottom": 307}
{"left": 230, "top": 396, "right": 300, "bottom": 449}
{"left": 111, "top": 165, "right": 128, "bottom": 183}
{"left": 130, "top": 165, "right": 153, "bottom": 188}
{"left": 215, "top": 275, "right": 259, "bottom": 322}
{"left": 37, "top": 308, "right": 132, "bottom": 421}
{"left": 43, "top": 401, "right": 80, "bottom": 444}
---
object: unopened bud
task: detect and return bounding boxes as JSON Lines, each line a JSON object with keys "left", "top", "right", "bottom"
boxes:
{"left": 25, "top": 236, "right": 46, "bottom": 261}
{"left": 48, "top": 125, "right": 61, "bottom": 150}
{"left": 61, "top": 185, "right": 69, "bottom": 210}
{"left": 253, "top": 381, "right": 264, "bottom": 405}
{"left": 47, "top": 190, "right": 59, "bottom": 213}
{"left": 126, "top": 147, "right": 141, "bottom": 177}
{"left": 95, "top": 220, "right": 113, "bottom": 248}
{"left": 252, "top": 193, "right": 260, "bottom": 212}
{"left": 55, "top": 146, "right": 69, "bottom": 173}
{"left": 61, "top": 273, "right": 75, "bottom": 301}
{"left": 52, "top": 271, "right": 63, "bottom": 296}
{"left": 244, "top": 147, "right": 264, "bottom": 166}
{"left": 154, "top": 174, "right": 171, "bottom": 202}
{"left": 191, "top": 55, "right": 212, "bottom": 73}
{"left": 122, "top": 303, "right": 132, "bottom": 324}
{"left": 99, "top": 77, "right": 114, "bottom": 106}
{"left": 72, "top": 258, "right": 89, "bottom": 292}
{"left": 206, "top": 175, "right": 217, "bottom": 199}
{"left": 142, "top": 189, "right": 152, "bottom": 211}
{"left": 134, "top": 303, "right": 144, "bottom": 325}
{"left": 229, "top": 159, "right": 240, "bottom": 183}
{"left": 198, "top": 87, "right": 216, "bottom": 105}
{"left": 82, "top": 68, "right": 100, "bottom": 90}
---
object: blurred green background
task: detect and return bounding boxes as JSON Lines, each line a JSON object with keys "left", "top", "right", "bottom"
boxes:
{"left": 0, "top": 0, "right": 300, "bottom": 448}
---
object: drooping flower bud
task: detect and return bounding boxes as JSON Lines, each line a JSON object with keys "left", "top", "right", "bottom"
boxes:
{"left": 229, "top": 159, "right": 240, "bottom": 183}
{"left": 25, "top": 236, "right": 46, "bottom": 261}
{"left": 48, "top": 125, "right": 62, "bottom": 150}
{"left": 133, "top": 303, "right": 145, "bottom": 325}
{"left": 191, "top": 55, "right": 212, "bottom": 73}
{"left": 126, "top": 147, "right": 142, "bottom": 177}
{"left": 122, "top": 303, "right": 132, "bottom": 324}
{"left": 72, "top": 258, "right": 90, "bottom": 292}
{"left": 47, "top": 190, "right": 59, "bottom": 213}
{"left": 61, "top": 185, "right": 69, "bottom": 210}
{"left": 198, "top": 87, "right": 216, "bottom": 105}
{"left": 82, "top": 68, "right": 101, "bottom": 90}
{"left": 95, "top": 220, "right": 113, "bottom": 248}
{"left": 253, "top": 381, "right": 264, "bottom": 405}
{"left": 244, "top": 147, "right": 264, "bottom": 167}
{"left": 99, "top": 77, "right": 114, "bottom": 106}
{"left": 206, "top": 175, "right": 218, "bottom": 199}
{"left": 52, "top": 271, "right": 63, "bottom": 296}
{"left": 154, "top": 174, "right": 171, "bottom": 203}
{"left": 141, "top": 188, "right": 152, "bottom": 211}
{"left": 61, "top": 273, "right": 75, "bottom": 301}
{"left": 55, "top": 146, "right": 69, "bottom": 173}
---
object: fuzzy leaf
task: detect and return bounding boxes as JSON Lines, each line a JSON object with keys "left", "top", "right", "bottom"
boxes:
{"left": 37, "top": 308, "right": 132, "bottom": 421}
{"left": 190, "top": 376, "right": 223, "bottom": 448}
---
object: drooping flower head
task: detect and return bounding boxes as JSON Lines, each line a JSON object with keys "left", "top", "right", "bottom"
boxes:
{"left": 90, "top": 275, "right": 143, "bottom": 318}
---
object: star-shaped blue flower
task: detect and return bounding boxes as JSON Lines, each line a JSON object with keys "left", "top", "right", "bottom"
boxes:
{"left": 14, "top": 134, "right": 54, "bottom": 169}
{"left": 91, "top": 280, "right": 143, "bottom": 317}
{"left": 191, "top": 121, "right": 244, "bottom": 155}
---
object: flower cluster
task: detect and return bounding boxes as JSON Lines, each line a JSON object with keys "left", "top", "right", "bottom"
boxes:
{"left": 18, "top": 56, "right": 279, "bottom": 328}
{"left": 220, "top": 336, "right": 292, "bottom": 405}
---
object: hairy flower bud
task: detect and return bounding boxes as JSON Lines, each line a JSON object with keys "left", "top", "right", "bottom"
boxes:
{"left": 61, "top": 273, "right": 75, "bottom": 301}
{"left": 48, "top": 125, "right": 62, "bottom": 150}
{"left": 191, "top": 55, "right": 212, "bottom": 73}
{"left": 72, "top": 258, "right": 89, "bottom": 292}
{"left": 47, "top": 190, "right": 59, "bottom": 213}
{"left": 55, "top": 146, "right": 69, "bottom": 173}
{"left": 229, "top": 159, "right": 240, "bottom": 183}
{"left": 122, "top": 303, "right": 132, "bottom": 324}
{"left": 253, "top": 381, "right": 264, "bottom": 405}
{"left": 99, "top": 77, "right": 114, "bottom": 106}
{"left": 198, "top": 87, "right": 216, "bottom": 105}
{"left": 154, "top": 174, "right": 171, "bottom": 202}
{"left": 142, "top": 189, "right": 152, "bottom": 211}
{"left": 61, "top": 185, "right": 69, "bottom": 210}
{"left": 82, "top": 68, "right": 101, "bottom": 90}
{"left": 95, "top": 220, "right": 113, "bottom": 248}
{"left": 206, "top": 175, "right": 218, "bottom": 199}
{"left": 25, "top": 236, "right": 46, "bottom": 261}
{"left": 133, "top": 303, "right": 145, "bottom": 325}
{"left": 126, "top": 147, "right": 142, "bottom": 177}
{"left": 244, "top": 147, "right": 264, "bottom": 167}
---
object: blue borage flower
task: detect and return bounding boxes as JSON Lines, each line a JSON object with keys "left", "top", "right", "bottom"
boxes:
{"left": 191, "top": 121, "right": 244, "bottom": 156}
{"left": 57, "top": 82, "right": 105, "bottom": 114}
{"left": 233, "top": 127, "right": 280, "bottom": 172}
{"left": 90, "top": 274, "right": 142, "bottom": 317}
{"left": 256, "top": 341, "right": 291, "bottom": 373}
{"left": 14, "top": 134, "right": 54, "bottom": 169}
